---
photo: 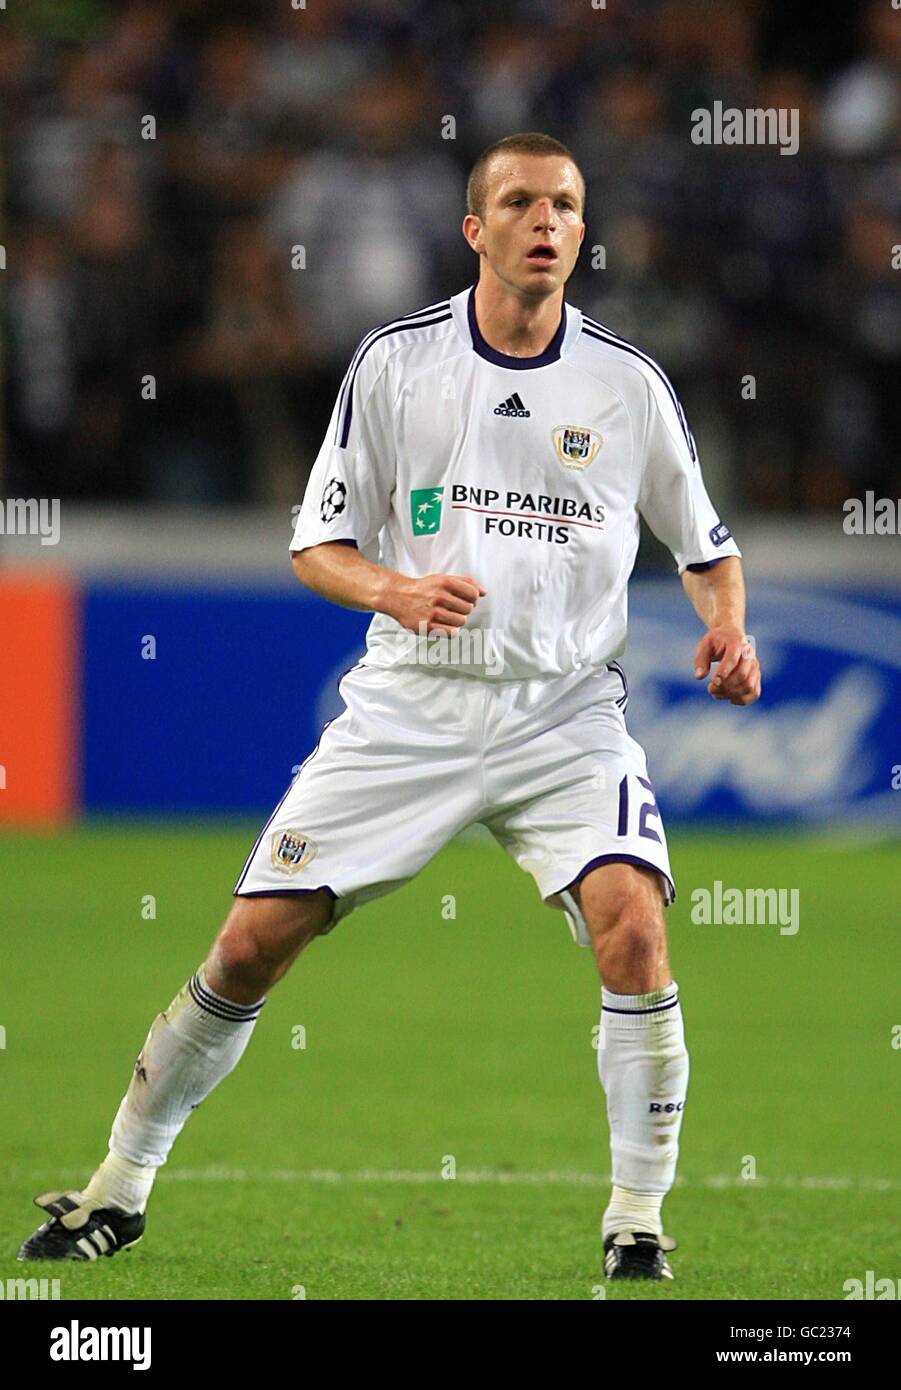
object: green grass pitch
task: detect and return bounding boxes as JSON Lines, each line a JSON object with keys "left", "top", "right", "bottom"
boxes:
{"left": 0, "top": 823, "right": 896, "bottom": 1301}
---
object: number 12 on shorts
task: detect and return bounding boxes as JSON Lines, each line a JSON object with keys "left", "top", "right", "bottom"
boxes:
{"left": 617, "top": 775, "right": 662, "bottom": 843}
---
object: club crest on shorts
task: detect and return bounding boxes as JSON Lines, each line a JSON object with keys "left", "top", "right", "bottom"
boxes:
{"left": 271, "top": 829, "right": 317, "bottom": 874}
{"left": 552, "top": 425, "right": 602, "bottom": 469}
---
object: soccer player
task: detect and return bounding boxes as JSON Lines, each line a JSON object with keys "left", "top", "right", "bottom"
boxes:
{"left": 20, "top": 132, "right": 761, "bottom": 1282}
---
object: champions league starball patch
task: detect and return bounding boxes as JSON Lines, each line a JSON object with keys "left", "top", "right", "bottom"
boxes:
{"left": 552, "top": 425, "right": 602, "bottom": 469}
{"left": 271, "top": 829, "right": 317, "bottom": 874}
{"left": 320, "top": 477, "right": 347, "bottom": 523}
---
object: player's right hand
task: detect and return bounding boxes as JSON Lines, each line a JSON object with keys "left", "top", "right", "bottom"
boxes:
{"left": 385, "top": 573, "right": 487, "bottom": 638}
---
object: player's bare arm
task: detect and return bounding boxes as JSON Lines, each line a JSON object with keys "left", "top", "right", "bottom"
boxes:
{"left": 292, "top": 541, "right": 486, "bottom": 638}
{"left": 682, "top": 555, "right": 761, "bottom": 706}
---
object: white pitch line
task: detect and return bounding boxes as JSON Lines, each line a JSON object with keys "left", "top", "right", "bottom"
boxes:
{"left": 19, "top": 1167, "right": 897, "bottom": 1191}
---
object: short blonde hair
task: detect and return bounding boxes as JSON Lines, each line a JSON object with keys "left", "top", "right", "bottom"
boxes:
{"left": 466, "top": 132, "right": 585, "bottom": 219}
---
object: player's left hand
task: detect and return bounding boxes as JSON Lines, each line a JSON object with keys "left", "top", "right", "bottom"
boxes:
{"left": 694, "top": 628, "right": 761, "bottom": 705}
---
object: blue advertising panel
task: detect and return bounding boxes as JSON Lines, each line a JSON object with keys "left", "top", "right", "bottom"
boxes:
{"left": 81, "top": 583, "right": 369, "bottom": 814}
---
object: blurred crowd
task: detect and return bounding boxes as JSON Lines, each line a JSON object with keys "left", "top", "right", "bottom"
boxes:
{"left": 2, "top": 0, "right": 899, "bottom": 512}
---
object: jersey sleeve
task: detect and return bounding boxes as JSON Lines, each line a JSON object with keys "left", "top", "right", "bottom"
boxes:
{"left": 290, "top": 338, "right": 395, "bottom": 560}
{"left": 637, "top": 371, "right": 741, "bottom": 574}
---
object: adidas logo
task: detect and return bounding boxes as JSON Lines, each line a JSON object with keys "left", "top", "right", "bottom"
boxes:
{"left": 493, "top": 393, "right": 530, "bottom": 418}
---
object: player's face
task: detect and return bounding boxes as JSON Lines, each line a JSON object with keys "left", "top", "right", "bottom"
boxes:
{"left": 466, "top": 155, "right": 585, "bottom": 299}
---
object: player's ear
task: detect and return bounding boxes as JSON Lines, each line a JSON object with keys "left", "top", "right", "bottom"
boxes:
{"left": 462, "top": 214, "right": 483, "bottom": 253}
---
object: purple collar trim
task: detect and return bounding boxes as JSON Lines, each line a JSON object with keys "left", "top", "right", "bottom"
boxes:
{"left": 467, "top": 287, "right": 567, "bottom": 369}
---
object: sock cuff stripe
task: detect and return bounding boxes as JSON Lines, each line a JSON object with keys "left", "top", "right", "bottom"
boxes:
{"left": 602, "top": 993, "right": 679, "bottom": 1017}
{"left": 189, "top": 972, "right": 265, "bottom": 1022}
{"left": 193, "top": 967, "right": 265, "bottom": 1013}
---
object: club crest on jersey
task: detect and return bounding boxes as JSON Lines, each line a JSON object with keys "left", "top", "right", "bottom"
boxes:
{"left": 271, "top": 829, "right": 317, "bottom": 874}
{"left": 552, "top": 425, "right": 602, "bottom": 469}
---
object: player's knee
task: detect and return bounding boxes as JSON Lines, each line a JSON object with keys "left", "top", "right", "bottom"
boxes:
{"left": 210, "top": 893, "right": 332, "bottom": 994}
{"left": 212, "top": 918, "right": 271, "bottom": 988}
{"left": 608, "top": 905, "right": 662, "bottom": 964}
{"left": 588, "top": 907, "right": 663, "bottom": 990}
{"left": 577, "top": 865, "right": 664, "bottom": 952}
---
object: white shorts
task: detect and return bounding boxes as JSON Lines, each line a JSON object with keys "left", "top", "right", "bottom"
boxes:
{"left": 233, "top": 660, "right": 674, "bottom": 946}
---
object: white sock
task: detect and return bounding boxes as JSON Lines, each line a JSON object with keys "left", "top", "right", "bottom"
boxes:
{"left": 83, "top": 966, "right": 265, "bottom": 1213}
{"left": 603, "top": 1185, "right": 663, "bottom": 1240}
{"left": 597, "top": 980, "right": 689, "bottom": 1239}
{"left": 82, "top": 1150, "right": 156, "bottom": 1216}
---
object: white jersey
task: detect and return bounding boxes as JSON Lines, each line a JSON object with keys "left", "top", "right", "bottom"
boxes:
{"left": 290, "top": 286, "right": 741, "bottom": 680}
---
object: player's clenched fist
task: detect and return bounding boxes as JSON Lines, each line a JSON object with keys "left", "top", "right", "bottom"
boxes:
{"left": 694, "top": 627, "right": 761, "bottom": 706}
{"left": 385, "top": 573, "right": 487, "bottom": 637}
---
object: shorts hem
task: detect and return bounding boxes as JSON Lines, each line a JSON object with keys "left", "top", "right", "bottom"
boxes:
{"left": 233, "top": 885, "right": 337, "bottom": 899}
{"left": 549, "top": 853, "right": 676, "bottom": 906}
{"left": 232, "top": 883, "right": 346, "bottom": 934}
